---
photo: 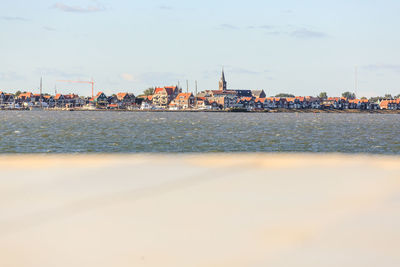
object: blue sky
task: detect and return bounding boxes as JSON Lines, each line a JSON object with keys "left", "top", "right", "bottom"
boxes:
{"left": 1, "top": 0, "right": 400, "bottom": 97}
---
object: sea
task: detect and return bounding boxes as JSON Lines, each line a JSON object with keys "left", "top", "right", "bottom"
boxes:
{"left": 0, "top": 111, "right": 399, "bottom": 154}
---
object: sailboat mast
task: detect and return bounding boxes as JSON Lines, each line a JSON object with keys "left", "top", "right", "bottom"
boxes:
{"left": 195, "top": 80, "right": 198, "bottom": 108}
{"left": 40, "top": 77, "right": 43, "bottom": 108}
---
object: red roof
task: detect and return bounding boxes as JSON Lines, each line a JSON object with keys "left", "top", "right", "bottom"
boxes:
{"left": 211, "top": 90, "right": 236, "bottom": 95}
{"left": 117, "top": 92, "right": 128, "bottom": 100}
{"left": 154, "top": 87, "right": 164, "bottom": 94}
{"left": 175, "top": 93, "right": 192, "bottom": 101}
{"left": 154, "top": 86, "right": 178, "bottom": 96}
{"left": 64, "top": 94, "right": 79, "bottom": 99}
{"left": 18, "top": 92, "right": 33, "bottom": 99}
{"left": 54, "top": 94, "right": 63, "bottom": 100}
{"left": 380, "top": 100, "right": 390, "bottom": 109}
{"left": 328, "top": 97, "right": 347, "bottom": 101}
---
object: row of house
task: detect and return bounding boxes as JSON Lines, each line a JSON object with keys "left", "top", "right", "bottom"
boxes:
{"left": 2, "top": 89, "right": 399, "bottom": 111}
{"left": 0, "top": 91, "right": 137, "bottom": 109}
{"left": 141, "top": 85, "right": 400, "bottom": 111}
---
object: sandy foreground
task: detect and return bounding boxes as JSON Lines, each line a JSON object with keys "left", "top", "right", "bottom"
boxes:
{"left": 0, "top": 154, "right": 399, "bottom": 267}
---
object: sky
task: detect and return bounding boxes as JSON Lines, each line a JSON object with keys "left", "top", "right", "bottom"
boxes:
{"left": 1, "top": 0, "right": 400, "bottom": 97}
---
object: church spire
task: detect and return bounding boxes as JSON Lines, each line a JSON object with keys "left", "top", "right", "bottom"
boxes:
{"left": 219, "top": 67, "right": 227, "bottom": 91}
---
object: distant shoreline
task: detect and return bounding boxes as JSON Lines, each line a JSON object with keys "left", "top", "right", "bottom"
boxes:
{"left": 1, "top": 108, "right": 400, "bottom": 114}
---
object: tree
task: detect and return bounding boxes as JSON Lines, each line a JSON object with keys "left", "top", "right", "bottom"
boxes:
{"left": 369, "top": 97, "right": 380, "bottom": 103}
{"left": 361, "top": 96, "right": 367, "bottom": 100}
{"left": 342, "top": 91, "right": 356, "bottom": 99}
{"left": 318, "top": 92, "right": 327, "bottom": 99}
{"left": 143, "top": 87, "right": 155, "bottom": 96}
{"left": 15, "top": 90, "right": 22, "bottom": 97}
{"left": 384, "top": 94, "right": 393, "bottom": 99}
{"left": 275, "top": 93, "right": 295, "bottom": 97}
{"left": 395, "top": 94, "right": 400, "bottom": 99}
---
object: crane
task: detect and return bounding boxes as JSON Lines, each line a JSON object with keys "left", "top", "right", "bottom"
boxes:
{"left": 57, "top": 79, "right": 95, "bottom": 98}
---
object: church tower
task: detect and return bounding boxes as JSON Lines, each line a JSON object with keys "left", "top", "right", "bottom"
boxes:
{"left": 219, "top": 68, "right": 227, "bottom": 91}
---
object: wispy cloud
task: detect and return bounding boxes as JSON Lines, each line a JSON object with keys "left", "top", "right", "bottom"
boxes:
{"left": 247, "top": 24, "right": 328, "bottom": 39}
{"left": 248, "top": 25, "right": 274, "bottom": 30}
{"left": 43, "top": 26, "right": 56, "bottom": 31}
{"left": 363, "top": 64, "right": 400, "bottom": 73}
{"left": 159, "top": 5, "right": 173, "bottom": 10}
{"left": 1, "top": 16, "right": 30, "bottom": 21}
{"left": 290, "top": 28, "right": 327, "bottom": 39}
{"left": 121, "top": 73, "right": 135, "bottom": 82}
{"left": 219, "top": 24, "right": 239, "bottom": 30}
{"left": 52, "top": 2, "right": 105, "bottom": 13}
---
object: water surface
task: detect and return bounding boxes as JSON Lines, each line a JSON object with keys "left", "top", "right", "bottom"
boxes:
{"left": 0, "top": 111, "right": 399, "bottom": 154}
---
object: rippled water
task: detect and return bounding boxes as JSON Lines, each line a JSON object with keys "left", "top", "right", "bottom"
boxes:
{"left": 0, "top": 111, "right": 399, "bottom": 154}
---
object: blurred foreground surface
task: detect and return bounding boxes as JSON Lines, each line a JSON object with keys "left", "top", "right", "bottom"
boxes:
{"left": 0, "top": 154, "right": 400, "bottom": 267}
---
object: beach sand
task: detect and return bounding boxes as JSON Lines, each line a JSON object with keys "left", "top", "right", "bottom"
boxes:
{"left": 0, "top": 154, "right": 399, "bottom": 267}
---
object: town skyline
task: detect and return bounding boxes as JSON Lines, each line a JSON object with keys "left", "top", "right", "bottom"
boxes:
{"left": 1, "top": 0, "right": 400, "bottom": 97}
{"left": 1, "top": 70, "right": 399, "bottom": 100}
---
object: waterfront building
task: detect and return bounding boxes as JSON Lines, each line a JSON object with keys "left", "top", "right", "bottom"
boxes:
{"left": 117, "top": 93, "right": 135, "bottom": 108}
{"left": 380, "top": 99, "right": 400, "bottom": 110}
{"left": 17, "top": 92, "right": 33, "bottom": 103}
{"left": 43, "top": 95, "right": 55, "bottom": 108}
{"left": 0, "top": 92, "right": 15, "bottom": 108}
{"left": 252, "top": 90, "right": 266, "bottom": 98}
{"left": 93, "top": 92, "right": 108, "bottom": 106}
{"left": 195, "top": 97, "right": 212, "bottom": 110}
{"left": 215, "top": 69, "right": 265, "bottom": 101}
{"left": 254, "top": 98, "right": 266, "bottom": 110}
{"left": 54, "top": 94, "right": 65, "bottom": 107}
{"left": 152, "top": 86, "right": 180, "bottom": 108}
{"left": 170, "top": 93, "right": 195, "bottom": 109}
{"left": 234, "top": 97, "right": 255, "bottom": 110}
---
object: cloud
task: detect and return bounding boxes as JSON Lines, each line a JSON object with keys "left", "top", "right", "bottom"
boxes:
{"left": 121, "top": 73, "right": 135, "bottom": 81}
{"left": 43, "top": 26, "right": 56, "bottom": 31}
{"left": 220, "top": 24, "right": 239, "bottom": 30}
{"left": 159, "top": 5, "right": 173, "bottom": 10}
{"left": 52, "top": 2, "right": 105, "bottom": 13}
{"left": 290, "top": 28, "right": 327, "bottom": 39}
{"left": 363, "top": 64, "right": 400, "bottom": 73}
{"left": 248, "top": 25, "right": 275, "bottom": 30}
{"left": 1, "top": 16, "right": 29, "bottom": 21}
{"left": 247, "top": 24, "right": 327, "bottom": 39}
